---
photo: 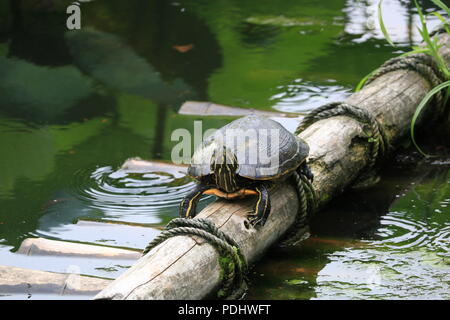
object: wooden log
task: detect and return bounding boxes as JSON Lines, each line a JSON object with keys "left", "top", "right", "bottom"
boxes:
{"left": 179, "top": 101, "right": 297, "bottom": 117}
{"left": 120, "top": 157, "right": 187, "bottom": 176}
{"left": 95, "top": 33, "right": 450, "bottom": 300}
{"left": 0, "top": 265, "right": 111, "bottom": 295}
{"left": 78, "top": 217, "right": 165, "bottom": 230}
{"left": 17, "top": 238, "right": 141, "bottom": 259}
{"left": 36, "top": 219, "right": 161, "bottom": 250}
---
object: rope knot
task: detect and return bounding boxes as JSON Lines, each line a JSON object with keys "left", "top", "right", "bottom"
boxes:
{"left": 295, "top": 102, "right": 389, "bottom": 176}
{"left": 142, "top": 217, "right": 248, "bottom": 300}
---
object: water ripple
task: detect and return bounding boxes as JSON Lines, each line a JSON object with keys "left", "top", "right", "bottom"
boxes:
{"left": 375, "top": 211, "right": 449, "bottom": 253}
{"left": 70, "top": 163, "right": 210, "bottom": 223}
{"left": 271, "top": 79, "right": 351, "bottom": 113}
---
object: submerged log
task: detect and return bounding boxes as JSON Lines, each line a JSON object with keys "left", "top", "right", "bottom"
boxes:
{"left": 179, "top": 101, "right": 297, "bottom": 117}
{"left": 120, "top": 157, "right": 187, "bottom": 176}
{"left": 17, "top": 238, "right": 141, "bottom": 259}
{"left": 0, "top": 265, "right": 111, "bottom": 296}
{"left": 95, "top": 33, "right": 450, "bottom": 300}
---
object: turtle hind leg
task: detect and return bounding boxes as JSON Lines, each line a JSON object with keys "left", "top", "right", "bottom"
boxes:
{"left": 179, "top": 184, "right": 209, "bottom": 219}
{"left": 247, "top": 183, "right": 271, "bottom": 228}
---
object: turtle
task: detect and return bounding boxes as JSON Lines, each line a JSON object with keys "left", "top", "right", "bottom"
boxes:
{"left": 179, "top": 115, "right": 313, "bottom": 227}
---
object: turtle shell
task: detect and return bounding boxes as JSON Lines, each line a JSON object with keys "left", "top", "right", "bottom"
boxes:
{"left": 188, "top": 115, "right": 309, "bottom": 180}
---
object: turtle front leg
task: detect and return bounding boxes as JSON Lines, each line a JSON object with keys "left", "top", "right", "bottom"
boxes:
{"left": 247, "top": 183, "right": 271, "bottom": 227}
{"left": 179, "top": 184, "right": 210, "bottom": 219}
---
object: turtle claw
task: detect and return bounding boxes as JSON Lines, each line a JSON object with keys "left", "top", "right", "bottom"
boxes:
{"left": 246, "top": 211, "right": 265, "bottom": 228}
{"left": 249, "top": 217, "right": 264, "bottom": 228}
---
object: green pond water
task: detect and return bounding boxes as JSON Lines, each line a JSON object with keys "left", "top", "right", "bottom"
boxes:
{"left": 0, "top": 0, "right": 448, "bottom": 299}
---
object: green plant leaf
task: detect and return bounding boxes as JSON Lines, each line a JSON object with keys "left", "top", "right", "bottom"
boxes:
{"left": 430, "top": 12, "right": 450, "bottom": 34}
{"left": 402, "top": 47, "right": 431, "bottom": 56}
{"left": 355, "top": 70, "right": 376, "bottom": 92}
{"left": 415, "top": 0, "right": 427, "bottom": 28}
{"left": 410, "top": 80, "right": 450, "bottom": 157}
{"left": 431, "top": 12, "right": 447, "bottom": 24}
{"left": 414, "top": 0, "right": 450, "bottom": 79}
{"left": 429, "top": 0, "right": 450, "bottom": 17}
{"left": 378, "top": 0, "right": 395, "bottom": 47}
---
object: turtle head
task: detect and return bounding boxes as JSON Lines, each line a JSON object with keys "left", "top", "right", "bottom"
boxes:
{"left": 210, "top": 146, "right": 239, "bottom": 193}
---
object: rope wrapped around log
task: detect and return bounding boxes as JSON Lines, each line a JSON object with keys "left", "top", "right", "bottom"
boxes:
{"left": 142, "top": 218, "right": 248, "bottom": 299}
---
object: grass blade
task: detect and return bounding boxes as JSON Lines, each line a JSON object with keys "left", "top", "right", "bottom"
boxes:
{"left": 429, "top": 0, "right": 450, "bottom": 17}
{"left": 378, "top": 0, "right": 395, "bottom": 47}
{"left": 431, "top": 12, "right": 450, "bottom": 34}
{"left": 414, "top": 0, "right": 450, "bottom": 78}
{"left": 355, "top": 70, "right": 375, "bottom": 91}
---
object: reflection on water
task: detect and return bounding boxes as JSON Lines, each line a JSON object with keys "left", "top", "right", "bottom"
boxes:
{"left": 344, "top": 0, "right": 442, "bottom": 46}
{"left": 375, "top": 169, "right": 450, "bottom": 255}
{"left": 315, "top": 247, "right": 449, "bottom": 299}
{"left": 65, "top": 29, "right": 196, "bottom": 107}
{"left": 247, "top": 163, "right": 450, "bottom": 300}
{"left": 271, "top": 79, "right": 352, "bottom": 113}
{"left": 377, "top": 211, "right": 449, "bottom": 250}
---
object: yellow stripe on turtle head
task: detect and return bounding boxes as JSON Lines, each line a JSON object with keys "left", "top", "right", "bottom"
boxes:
{"left": 210, "top": 146, "right": 239, "bottom": 193}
